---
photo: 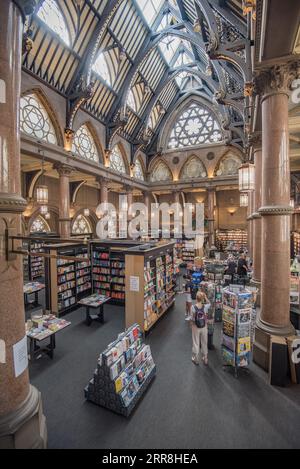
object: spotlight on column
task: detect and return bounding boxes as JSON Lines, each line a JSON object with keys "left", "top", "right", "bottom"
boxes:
{"left": 84, "top": 208, "right": 90, "bottom": 217}
{"left": 45, "top": 212, "right": 51, "bottom": 220}
{"left": 40, "top": 205, "right": 48, "bottom": 215}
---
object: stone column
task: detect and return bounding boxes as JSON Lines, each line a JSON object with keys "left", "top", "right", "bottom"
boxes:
{"left": 55, "top": 164, "right": 73, "bottom": 238}
{"left": 247, "top": 198, "right": 253, "bottom": 258}
{"left": 253, "top": 63, "right": 297, "bottom": 370}
{"left": 252, "top": 135, "right": 262, "bottom": 290}
{"left": 143, "top": 191, "right": 151, "bottom": 237}
{"left": 125, "top": 185, "right": 134, "bottom": 221}
{"left": 98, "top": 176, "right": 109, "bottom": 207}
{"left": 207, "top": 188, "right": 215, "bottom": 247}
{"left": 0, "top": 0, "right": 46, "bottom": 449}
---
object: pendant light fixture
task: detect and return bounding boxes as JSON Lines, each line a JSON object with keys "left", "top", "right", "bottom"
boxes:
{"left": 36, "top": 146, "right": 49, "bottom": 205}
{"left": 238, "top": 162, "right": 255, "bottom": 192}
{"left": 240, "top": 192, "right": 249, "bottom": 207}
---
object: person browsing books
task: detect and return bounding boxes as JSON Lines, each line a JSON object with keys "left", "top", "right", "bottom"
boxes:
{"left": 189, "top": 291, "right": 210, "bottom": 366}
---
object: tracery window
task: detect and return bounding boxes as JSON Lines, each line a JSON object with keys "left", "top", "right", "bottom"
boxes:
{"left": 72, "top": 125, "right": 99, "bottom": 163}
{"left": 93, "top": 53, "right": 112, "bottom": 86}
{"left": 168, "top": 103, "right": 223, "bottom": 149}
{"left": 133, "top": 159, "right": 145, "bottom": 181}
{"left": 109, "top": 146, "right": 126, "bottom": 174}
{"left": 180, "top": 156, "right": 207, "bottom": 179}
{"left": 72, "top": 215, "right": 92, "bottom": 235}
{"left": 150, "top": 161, "right": 172, "bottom": 182}
{"left": 20, "top": 93, "right": 57, "bottom": 145}
{"left": 37, "top": 0, "right": 71, "bottom": 46}
{"left": 30, "top": 215, "right": 51, "bottom": 233}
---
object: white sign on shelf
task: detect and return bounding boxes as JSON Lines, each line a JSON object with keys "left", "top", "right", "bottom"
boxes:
{"left": 13, "top": 336, "right": 28, "bottom": 378}
{"left": 130, "top": 276, "right": 140, "bottom": 292}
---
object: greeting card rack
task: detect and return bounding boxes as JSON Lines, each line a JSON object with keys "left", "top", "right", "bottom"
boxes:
{"left": 84, "top": 323, "right": 156, "bottom": 417}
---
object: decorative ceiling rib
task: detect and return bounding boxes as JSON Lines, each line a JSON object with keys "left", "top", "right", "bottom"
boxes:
{"left": 23, "top": 0, "right": 247, "bottom": 156}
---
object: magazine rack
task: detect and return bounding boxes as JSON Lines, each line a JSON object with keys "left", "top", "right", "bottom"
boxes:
{"left": 84, "top": 324, "right": 156, "bottom": 417}
{"left": 222, "top": 285, "right": 253, "bottom": 378}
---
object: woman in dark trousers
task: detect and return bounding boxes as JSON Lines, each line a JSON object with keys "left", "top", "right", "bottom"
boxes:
{"left": 225, "top": 255, "right": 237, "bottom": 283}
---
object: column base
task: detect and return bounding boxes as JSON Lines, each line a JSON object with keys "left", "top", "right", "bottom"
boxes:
{"left": 250, "top": 278, "right": 261, "bottom": 306}
{"left": 253, "top": 313, "right": 295, "bottom": 372}
{"left": 0, "top": 385, "right": 47, "bottom": 449}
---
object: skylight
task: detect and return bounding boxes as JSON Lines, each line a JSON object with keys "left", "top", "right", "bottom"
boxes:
{"left": 157, "top": 12, "right": 178, "bottom": 31}
{"left": 173, "top": 51, "right": 193, "bottom": 68}
{"left": 159, "top": 35, "right": 182, "bottom": 62}
{"left": 136, "top": 0, "right": 164, "bottom": 26}
{"left": 92, "top": 53, "right": 111, "bottom": 86}
{"left": 37, "top": 0, "right": 71, "bottom": 46}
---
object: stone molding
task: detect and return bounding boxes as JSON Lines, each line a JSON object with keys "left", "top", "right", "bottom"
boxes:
{"left": 256, "top": 315, "right": 295, "bottom": 337}
{"left": 252, "top": 211, "right": 261, "bottom": 219}
{"left": 254, "top": 61, "right": 300, "bottom": 99}
{"left": 258, "top": 205, "right": 294, "bottom": 216}
{"left": 12, "top": 0, "right": 37, "bottom": 22}
{"left": 54, "top": 163, "right": 74, "bottom": 177}
{"left": 0, "top": 193, "right": 27, "bottom": 213}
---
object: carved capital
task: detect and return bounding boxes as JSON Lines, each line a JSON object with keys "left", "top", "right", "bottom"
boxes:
{"left": 254, "top": 61, "right": 300, "bottom": 98}
{"left": 54, "top": 163, "right": 73, "bottom": 177}
{"left": 64, "top": 128, "right": 75, "bottom": 152}
{"left": 0, "top": 193, "right": 27, "bottom": 213}
{"left": 13, "top": 0, "right": 38, "bottom": 21}
{"left": 22, "top": 31, "right": 33, "bottom": 55}
{"left": 244, "top": 81, "right": 254, "bottom": 97}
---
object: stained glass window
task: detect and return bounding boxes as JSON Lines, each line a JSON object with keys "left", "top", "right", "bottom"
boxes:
{"left": 20, "top": 93, "right": 57, "bottom": 145}
{"left": 215, "top": 154, "right": 241, "bottom": 176}
{"left": 168, "top": 103, "right": 223, "bottom": 149}
{"left": 72, "top": 125, "right": 99, "bottom": 163}
{"left": 30, "top": 215, "right": 50, "bottom": 233}
{"left": 150, "top": 161, "right": 172, "bottom": 182}
{"left": 134, "top": 159, "right": 145, "bottom": 180}
{"left": 72, "top": 215, "right": 92, "bottom": 235}
{"left": 93, "top": 53, "right": 112, "bottom": 85}
{"left": 37, "top": 0, "right": 71, "bottom": 46}
{"left": 109, "top": 146, "right": 126, "bottom": 174}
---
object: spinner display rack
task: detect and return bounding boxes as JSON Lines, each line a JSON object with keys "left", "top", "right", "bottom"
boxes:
{"left": 84, "top": 323, "right": 156, "bottom": 417}
{"left": 222, "top": 285, "right": 253, "bottom": 377}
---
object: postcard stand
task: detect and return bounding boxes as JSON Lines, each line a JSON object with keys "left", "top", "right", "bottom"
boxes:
{"left": 84, "top": 324, "right": 156, "bottom": 417}
{"left": 222, "top": 285, "right": 253, "bottom": 378}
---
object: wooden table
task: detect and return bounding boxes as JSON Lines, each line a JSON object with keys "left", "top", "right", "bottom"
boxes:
{"left": 24, "top": 282, "right": 45, "bottom": 310}
{"left": 78, "top": 294, "right": 111, "bottom": 326}
{"left": 27, "top": 316, "right": 71, "bottom": 361}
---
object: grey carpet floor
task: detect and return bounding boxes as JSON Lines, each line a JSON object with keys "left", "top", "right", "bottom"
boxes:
{"left": 29, "top": 291, "right": 300, "bottom": 449}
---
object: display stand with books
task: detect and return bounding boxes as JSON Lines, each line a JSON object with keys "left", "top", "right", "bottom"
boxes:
{"left": 85, "top": 323, "right": 156, "bottom": 417}
{"left": 125, "top": 242, "right": 176, "bottom": 333}
{"left": 222, "top": 285, "right": 253, "bottom": 377}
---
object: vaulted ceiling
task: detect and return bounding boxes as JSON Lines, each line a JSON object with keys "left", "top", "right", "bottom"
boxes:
{"left": 23, "top": 0, "right": 248, "bottom": 157}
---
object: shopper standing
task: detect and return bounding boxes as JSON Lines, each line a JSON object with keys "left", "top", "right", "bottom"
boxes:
{"left": 184, "top": 275, "right": 193, "bottom": 318}
{"left": 225, "top": 255, "right": 237, "bottom": 283}
{"left": 237, "top": 253, "right": 249, "bottom": 277}
{"left": 189, "top": 291, "right": 210, "bottom": 366}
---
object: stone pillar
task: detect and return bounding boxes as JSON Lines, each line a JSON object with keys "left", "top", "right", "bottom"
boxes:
{"left": 0, "top": 0, "right": 46, "bottom": 449}
{"left": 143, "top": 191, "right": 151, "bottom": 237}
{"left": 98, "top": 176, "right": 109, "bottom": 206}
{"left": 253, "top": 63, "right": 297, "bottom": 370}
{"left": 252, "top": 135, "right": 262, "bottom": 292}
{"left": 207, "top": 188, "right": 215, "bottom": 247}
{"left": 55, "top": 164, "right": 73, "bottom": 238}
{"left": 247, "top": 200, "right": 253, "bottom": 259}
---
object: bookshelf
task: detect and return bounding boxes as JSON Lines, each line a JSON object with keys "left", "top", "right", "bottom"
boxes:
{"left": 292, "top": 232, "right": 300, "bottom": 257}
{"left": 45, "top": 243, "right": 91, "bottom": 315}
{"left": 125, "top": 242, "right": 176, "bottom": 333}
{"left": 182, "top": 239, "right": 195, "bottom": 264}
{"left": 85, "top": 323, "right": 156, "bottom": 417}
{"left": 216, "top": 230, "right": 247, "bottom": 251}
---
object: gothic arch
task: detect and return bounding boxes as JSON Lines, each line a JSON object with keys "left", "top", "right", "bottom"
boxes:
{"left": 133, "top": 155, "right": 146, "bottom": 181}
{"left": 21, "top": 88, "right": 64, "bottom": 146}
{"left": 72, "top": 121, "right": 104, "bottom": 164}
{"left": 179, "top": 155, "right": 208, "bottom": 180}
{"left": 149, "top": 158, "right": 173, "bottom": 183}
{"left": 214, "top": 150, "right": 242, "bottom": 177}
{"left": 109, "top": 141, "right": 130, "bottom": 175}
{"left": 71, "top": 210, "right": 95, "bottom": 235}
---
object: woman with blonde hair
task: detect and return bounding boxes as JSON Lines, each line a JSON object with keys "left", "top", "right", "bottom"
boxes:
{"left": 189, "top": 291, "right": 210, "bottom": 366}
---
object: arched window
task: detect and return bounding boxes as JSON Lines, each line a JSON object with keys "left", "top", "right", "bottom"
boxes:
{"left": 215, "top": 153, "right": 241, "bottom": 177}
{"left": 30, "top": 215, "right": 51, "bottom": 233}
{"left": 72, "top": 125, "right": 99, "bottom": 163}
{"left": 93, "top": 53, "right": 111, "bottom": 86}
{"left": 109, "top": 146, "right": 126, "bottom": 174}
{"left": 151, "top": 161, "right": 172, "bottom": 182}
{"left": 72, "top": 215, "right": 92, "bottom": 235}
{"left": 180, "top": 156, "right": 207, "bottom": 179}
{"left": 37, "top": 0, "right": 71, "bottom": 46}
{"left": 168, "top": 102, "right": 223, "bottom": 149}
{"left": 134, "top": 159, "right": 145, "bottom": 181}
{"left": 20, "top": 93, "right": 57, "bottom": 145}
{"left": 127, "top": 89, "right": 136, "bottom": 112}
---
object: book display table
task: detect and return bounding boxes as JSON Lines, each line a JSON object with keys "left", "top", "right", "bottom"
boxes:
{"left": 24, "top": 282, "right": 45, "bottom": 310}
{"left": 78, "top": 294, "right": 111, "bottom": 326}
{"left": 26, "top": 314, "right": 71, "bottom": 361}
